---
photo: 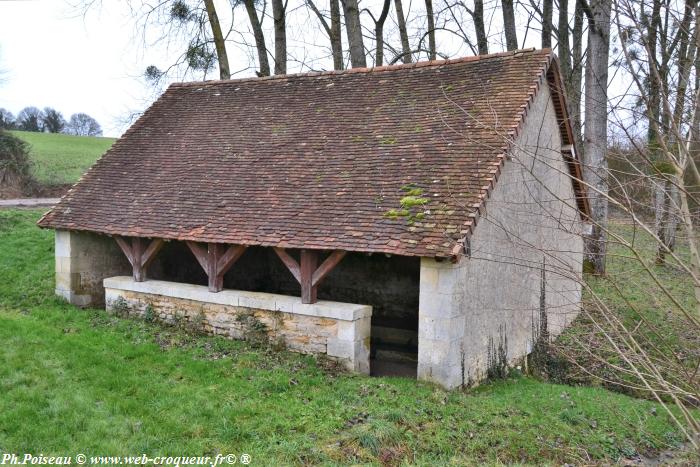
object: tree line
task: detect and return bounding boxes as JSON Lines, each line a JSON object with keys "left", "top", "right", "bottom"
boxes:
{"left": 0, "top": 106, "right": 103, "bottom": 137}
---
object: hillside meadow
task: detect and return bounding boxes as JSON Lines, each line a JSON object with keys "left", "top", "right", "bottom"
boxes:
{"left": 10, "top": 130, "right": 115, "bottom": 186}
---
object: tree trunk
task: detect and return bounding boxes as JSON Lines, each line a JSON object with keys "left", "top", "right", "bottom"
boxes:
{"left": 646, "top": 0, "right": 662, "bottom": 150}
{"left": 502, "top": 0, "right": 518, "bottom": 50}
{"left": 655, "top": 0, "right": 694, "bottom": 263}
{"left": 654, "top": 178, "right": 672, "bottom": 264}
{"left": 243, "top": 0, "right": 271, "bottom": 76}
{"left": 473, "top": 0, "right": 489, "bottom": 55}
{"left": 542, "top": 0, "right": 553, "bottom": 48}
{"left": 341, "top": 0, "right": 367, "bottom": 68}
{"left": 306, "top": 0, "right": 344, "bottom": 70}
{"left": 203, "top": 0, "right": 230, "bottom": 80}
{"left": 570, "top": 0, "right": 585, "bottom": 161}
{"left": 330, "top": 0, "right": 344, "bottom": 70}
{"left": 374, "top": 0, "right": 392, "bottom": 66}
{"left": 272, "top": 0, "right": 287, "bottom": 75}
{"left": 425, "top": 0, "right": 436, "bottom": 60}
{"left": 582, "top": 0, "right": 611, "bottom": 275}
{"left": 394, "top": 0, "right": 412, "bottom": 63}
{"left": 557, "top": 0, "right": 570, "bottom": 86}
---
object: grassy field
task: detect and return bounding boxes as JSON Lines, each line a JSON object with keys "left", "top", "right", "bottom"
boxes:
{"left": 0, "top": 209, "right": 692, "bottom": 465}
{"left": 10, "top": 131, "right": 115, "bottom": 186}
{"left": 555, "top": 219, "right": 699, "bottom": 398}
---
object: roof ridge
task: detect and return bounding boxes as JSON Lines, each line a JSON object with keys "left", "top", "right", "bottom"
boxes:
{"left": 170, "top": 48, "right": 551, "bottom": 89}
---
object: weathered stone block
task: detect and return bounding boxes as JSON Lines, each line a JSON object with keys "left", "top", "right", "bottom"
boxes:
{"left": 419, "top": 265, "right": 439, "bottom": 292}
{"left": 419, "top": 316, "right": 465, "bottom": 342}
{"left": 327, "top": 339, "right": 353, "bottom": 358}
{"left": 418, "top": 291, "right": 464, "bottom": 319}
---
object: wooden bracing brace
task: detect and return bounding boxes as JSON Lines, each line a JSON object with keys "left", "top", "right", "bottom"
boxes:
{"left": 186, "top": 242, "right": 247, "bottom": 292}
{"left": 273, "top": 248, "right": 346, "bottom": 303}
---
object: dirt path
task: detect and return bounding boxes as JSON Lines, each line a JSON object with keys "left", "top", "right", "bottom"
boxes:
{"left": 0, "top": 198, "right": 61, "bottom": 208}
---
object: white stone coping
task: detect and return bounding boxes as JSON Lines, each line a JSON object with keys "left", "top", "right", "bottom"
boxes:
{"left": 104, "top": 277, "right": 372, "bottom": 321}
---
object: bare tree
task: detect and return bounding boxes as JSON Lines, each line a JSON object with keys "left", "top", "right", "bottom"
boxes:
{"left": 306, "top": 0, "right": 345, "bottom": 70}
{"left": 473, "top": 0, "right": 489, "bottom": 54}
{"left": 16, "top": 107, "right": 43, "bottom": 133}
{"left": 203, "top": 0, "right": 231, "bottom": 79}
{"left": 582, "top": 0, "right": 611, "bottom": 275}
{"left": 329, "top": 0, "right": 344, "bottom": 69}
{"left": 243, "top": 0, "right": 272, "bottom": 76}
{"left": 542, "top": 0, "right": 553, "bottom": 47}
{"left": 364, "top": 0, "right": 392, "bottom": 66}
{"left": 425, "top": 0, "right": 437, "bottom": 59}
{"left": 502, "top": 0, "right": 518, "bottom": 50}
{"left": 341, "top": 0, "right": 367, "bottom": 67}
{"left": 66, "top": 113, "right": 102, "bottom": 136}
{"left": 394, "top": 0, "right": 413, "bottom": 62}
{"left": 272, "top": 0, "right": 287, "bottom": 74}
{"left": 0, "top": 108, "right": 14, "bottom": 130}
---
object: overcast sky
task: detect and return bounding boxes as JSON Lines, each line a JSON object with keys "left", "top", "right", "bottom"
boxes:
{"left": 0, "top": 1, "right": 181, "bottom": 137}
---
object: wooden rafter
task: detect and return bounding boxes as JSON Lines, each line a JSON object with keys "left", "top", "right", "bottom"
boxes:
{"left": 274, "top": 248, "right": 346, "bottom": 304}
{"left": 114, "top": 236, "right": 164, "bottom": 282}
{"left": 186, "top": 241, "right": 247, "bottom": 292}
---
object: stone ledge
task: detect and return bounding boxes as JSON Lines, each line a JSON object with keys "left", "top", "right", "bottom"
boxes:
{"left": 103, "top": 276, "right": 372, "bottom": 321}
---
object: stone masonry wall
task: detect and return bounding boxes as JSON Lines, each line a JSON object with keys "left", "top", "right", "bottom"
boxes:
{"left": 55, "top": 230, "right": 131, "bottom": 307}
{"left": 417, "top": 82, "right": 584, "bottom": 388}
{"left": 104, "top": 277, "right": 372, "bottom": 373}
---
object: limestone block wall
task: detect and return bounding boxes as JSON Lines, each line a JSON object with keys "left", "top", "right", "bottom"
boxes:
{"left": 417, "top": 81, "right": 584, "bottom": 389}
{"left": 55, "top": 230, "right": 131, "bottom": 307}
{"left": 104, "top": 277, "right": 372, "bottom": 373}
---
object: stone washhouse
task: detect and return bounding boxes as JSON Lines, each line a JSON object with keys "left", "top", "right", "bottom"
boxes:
{"left": 39, "top": 49, "right": 590, "bottom": 388}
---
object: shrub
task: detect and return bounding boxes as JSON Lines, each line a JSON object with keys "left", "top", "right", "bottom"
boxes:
{"left": 0, "top": 130, "right": 37, "bottom": 196}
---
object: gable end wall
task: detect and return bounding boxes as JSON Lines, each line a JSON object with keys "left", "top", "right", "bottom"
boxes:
{"left": 417, "top": 81, "right": 584, "bottom": 388}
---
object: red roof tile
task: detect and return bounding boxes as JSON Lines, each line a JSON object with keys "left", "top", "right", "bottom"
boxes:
{"left": 38, "top": 49, "right": 588, "bottom": 259}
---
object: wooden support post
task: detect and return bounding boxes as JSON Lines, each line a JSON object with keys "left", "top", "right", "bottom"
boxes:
{"left": 207, "top": 243, "right": 223, "bottom": 292}
{"left": 300, "top": 249, "right": 318, "bottom": 304}
{"left": 132, "top": 237, "right": 144, "bottom": 281}
{"left": 186, "top": 241, "right": 246, "bottom": 292}
{"left": 273, "top": 248, "right": 347, "bottom": 304}
{"left": 114, "top": 236, "right": 164, "bottom": 282}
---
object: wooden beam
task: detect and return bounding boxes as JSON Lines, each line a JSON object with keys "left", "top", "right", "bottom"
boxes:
{"left": 300, "top": 249, "right": 318, "bottom": 304}
{"left": 114, "top": 236, "right": 134, "bottom": 265}
{"left": 218, "top": 244, "right": 247, "bottom": 273}
{"left": 115, "top": 236, "right": 164, "bottom": 282}
{"left": 312, "top": 250, "right": 346, "bottom": 287}
{"left": 187, "top": 242, "right": 247, "bottom": 292}
{"left": 273, "top": 248, "right": 347, "bottom": 304}
{"left": 141, "top": 238, "right": 164, "bottom": 270}
{"left": 186, "top": 241, "right": 209, "bottom": 272}
{"left": 273, "top": 247, "right": 301, "bottom": 283}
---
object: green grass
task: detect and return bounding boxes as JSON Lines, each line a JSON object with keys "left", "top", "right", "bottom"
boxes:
{"left": 0, "top": 210, "right": 691, "bottom": 464}
{"left": 556, "top": 219, "right": 699, "bottom": 396}
{"left": 10, "top": 131, "right": 115, "bottom": 186}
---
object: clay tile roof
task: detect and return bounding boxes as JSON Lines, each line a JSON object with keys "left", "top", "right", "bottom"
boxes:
{"left": 38, "top": 48, "right": 588, "bottom": 259}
